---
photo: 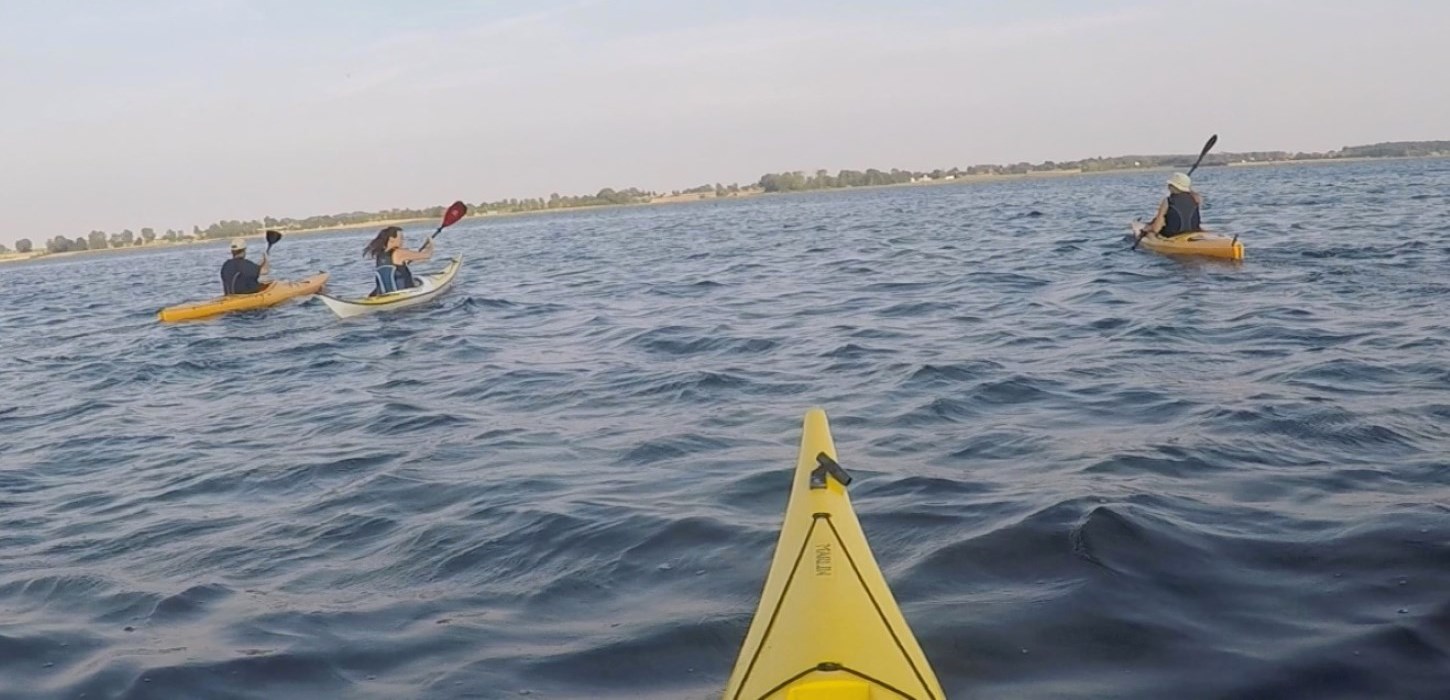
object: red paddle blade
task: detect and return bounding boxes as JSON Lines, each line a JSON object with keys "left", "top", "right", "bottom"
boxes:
{"left": 441, "top": 201, "right": 468, "bottom": 229}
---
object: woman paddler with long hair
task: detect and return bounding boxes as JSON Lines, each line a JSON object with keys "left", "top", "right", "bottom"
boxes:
{"left": 361, "top": 226, "right": 434, "bottom": 295}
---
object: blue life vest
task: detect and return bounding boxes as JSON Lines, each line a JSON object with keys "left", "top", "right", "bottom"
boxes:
{"left": 373, "top": 251, "right": 416, "bottom": 294}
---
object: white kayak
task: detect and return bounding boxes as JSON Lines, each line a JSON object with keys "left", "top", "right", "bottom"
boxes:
{"left": 317, "top": 256, "right": 462, "bottom": 318}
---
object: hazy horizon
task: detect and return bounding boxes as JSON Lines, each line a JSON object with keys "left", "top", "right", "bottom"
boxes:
{"left": 3, "top": 0, "right": 1448, "bottom": 246}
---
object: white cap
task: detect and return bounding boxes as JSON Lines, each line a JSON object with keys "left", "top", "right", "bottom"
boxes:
{"left": 229, "top": 237, "right": 247, "bottom": 251}
{"left": 1167, "top": 172, "right": 1192, "bottom": 191}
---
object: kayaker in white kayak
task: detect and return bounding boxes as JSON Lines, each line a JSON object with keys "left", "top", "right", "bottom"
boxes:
{"left": 1143, "top": 172, "right": 1203, "bottom": 237}
{"left": 362, "top": 225, "right": 434, "bottom": 295}
{"left": 220, "top": 237, "right": 269, "bottom": 295}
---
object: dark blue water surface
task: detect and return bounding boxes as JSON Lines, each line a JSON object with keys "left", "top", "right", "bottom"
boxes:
{"left": 2, "top": 159, "right": 1448, "bottom": 699}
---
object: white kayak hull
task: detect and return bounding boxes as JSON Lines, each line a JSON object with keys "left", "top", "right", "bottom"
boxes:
{"left": 318, "top": 256, "right": 462, "bottom": 318}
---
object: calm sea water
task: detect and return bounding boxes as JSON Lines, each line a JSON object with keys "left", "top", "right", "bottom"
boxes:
{"left": 2, "top": 160, "right": 1448, "bottom": 699}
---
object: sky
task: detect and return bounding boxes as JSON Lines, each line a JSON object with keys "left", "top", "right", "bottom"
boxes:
{"left": 1, "top": 0, "right": 1447, "bottom": 245}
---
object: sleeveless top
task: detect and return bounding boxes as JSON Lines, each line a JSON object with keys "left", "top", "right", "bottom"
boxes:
{"left": 1162, "top": 191, "right": 1202, "bottom": 236}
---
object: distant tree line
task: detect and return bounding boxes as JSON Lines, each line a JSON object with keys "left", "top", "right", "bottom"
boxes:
{"left": 671, "top": 183, "right": 739, "bottom": 196}
{"left": 760, "top": 168, "right": 916, "bottom": 192}
{"left": 21, "top": 190, "right": 669, "bottom": 257}
{"left": 750, "top": 140, "right": 1450, "bottom": 194}
{"left": 40, "top": 227, "right": 184, "bottom": 254}
{"left": 476, "top": 187, "right": 655, "bottom": 214}
{"left": 14, "top": 139, "right": 1445, "bottom": 258}
{"left": 1334, "top": 141, "right": 1450, "bottom": 158}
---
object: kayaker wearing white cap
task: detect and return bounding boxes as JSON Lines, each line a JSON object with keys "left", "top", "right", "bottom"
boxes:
{"left": 220, "top": 237, "right": 270, "bottom": 295}
{"left": 1143, "top": 172, "right": 1204, "bottom": 237}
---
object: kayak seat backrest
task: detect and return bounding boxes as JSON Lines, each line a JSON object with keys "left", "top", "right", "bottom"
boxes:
{"left": 375, "top": 265, "right": 398, "bottom": 294}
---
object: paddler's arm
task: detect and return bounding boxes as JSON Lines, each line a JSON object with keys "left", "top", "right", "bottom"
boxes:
{"left": 394, "top": 238, "right": 435, "bottom": 263}
{"left": 258, "top": 254, "right": 270, "bottom": 276}
{"left": 1145, "top": 198, "right": 1168, "bottom": 234}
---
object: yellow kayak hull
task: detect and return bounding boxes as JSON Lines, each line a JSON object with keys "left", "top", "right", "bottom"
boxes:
{"left": 724, "top": 409, "right": 945, "bottom": 700}
{"left": 158, "top": 272, "right": 328, "bottom": 322}
{"left": 1131, "top": 221, "right": 1244, "bottom": 260}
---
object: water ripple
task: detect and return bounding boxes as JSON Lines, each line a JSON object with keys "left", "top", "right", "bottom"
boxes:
{"left": 2, "top": 159, "right": 1449, "bottom": 698}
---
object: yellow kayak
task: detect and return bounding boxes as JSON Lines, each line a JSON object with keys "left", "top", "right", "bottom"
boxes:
{"left": 1130, "top": 220, "right": 1244, "bottom": 261}
{"left": 157, "top": 273, "right": 328, "bottom": 322}
{"left": 724, "top": 408, "right": 945, "bottom": 700}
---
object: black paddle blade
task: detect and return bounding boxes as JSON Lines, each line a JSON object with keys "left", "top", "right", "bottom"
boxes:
{"left": 1188, "top": 134, "right": 1219, "bottom": 175}
{"left": 265, "top": 230, "right": 282, "bottom": 246}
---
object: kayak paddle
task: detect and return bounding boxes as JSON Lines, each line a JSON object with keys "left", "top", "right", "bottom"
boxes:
{"left": 1132, "top": 134, "right": 1218, "bottom": 251}
{"left": 259, "top": 229, "right": 283, "bottom": 268}
{"left": 1186, "top": 134, "right": 1218, "bottom": 176}
{"left": 424, "top": 201, "right": 469, "bottom": 247}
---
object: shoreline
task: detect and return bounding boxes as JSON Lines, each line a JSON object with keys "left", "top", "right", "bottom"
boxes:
{"left": 280, "top": 216, "right": 439, "bottom": 236}
{"left": 0, "top": 217, "right": 441, "bottom": 266}
{"left": 5, "top": 154, "right": 1444, "bottom": 266}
